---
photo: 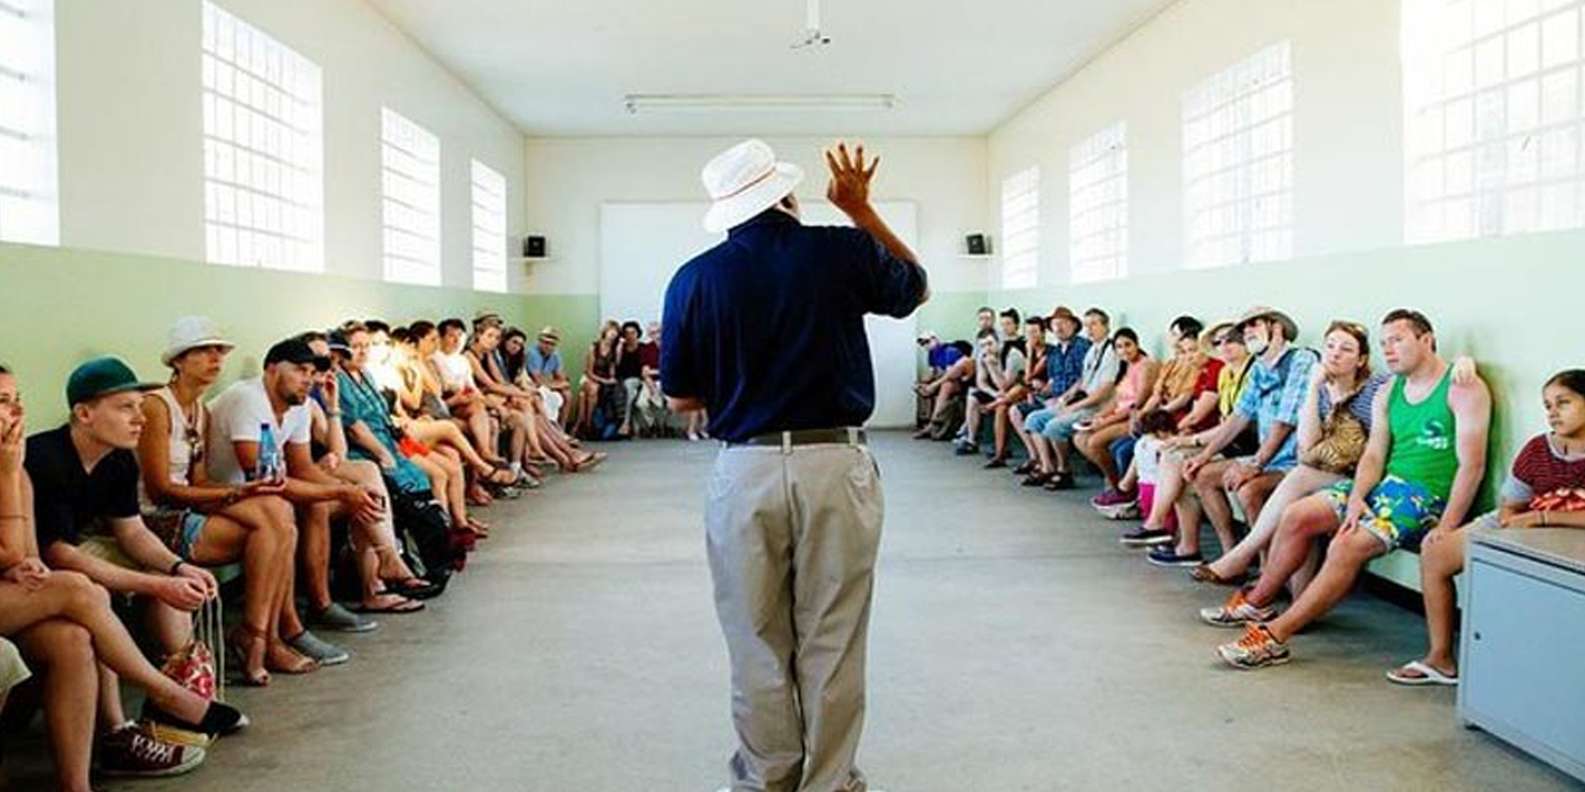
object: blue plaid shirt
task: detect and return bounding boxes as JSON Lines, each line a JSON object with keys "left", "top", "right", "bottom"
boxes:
{"left": 1234, "top": 346, "right": 1318, "bottom": 471}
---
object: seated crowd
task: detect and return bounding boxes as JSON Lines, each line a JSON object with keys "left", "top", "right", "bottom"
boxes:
{"left": 917, "top": 304, "right": 1585, "bottom": 681}
{"left": 0, "top": 310, "right": 637, "bottom": 790}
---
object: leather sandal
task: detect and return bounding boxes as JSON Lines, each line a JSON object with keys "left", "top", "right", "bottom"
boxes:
{"left": 1189, "top": 563, "right": 1245, "bottom": 586}
{"left": 226, "top": 625, "right": 270, "bottom": 687}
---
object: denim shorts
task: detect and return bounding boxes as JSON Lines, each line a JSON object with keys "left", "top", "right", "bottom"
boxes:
{"left": 1025, "top": 407, "right": 1058, "bottom": 435}
{"left": 146, "top": 508, "right": 211, "bottom": 561}
{"left": 1039, "top": 408, "right": 1097, "bottom": 441}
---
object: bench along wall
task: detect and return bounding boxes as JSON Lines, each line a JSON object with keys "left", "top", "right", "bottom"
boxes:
{"left": 0, "top": 242, "right": 592, "bottom": 429}
{"left": 989, "top": 229, "right": 1585, "bottom": 587}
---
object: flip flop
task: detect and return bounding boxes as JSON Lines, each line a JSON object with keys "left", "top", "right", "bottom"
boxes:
{"left": 1386, "top": 660, "right": 1458, "bottom": 686}
{"left": 351, "top": 596, "right": 425, "bottom": 615}
{"left": 382, "top": 577, "right": 443, "bottom": 600}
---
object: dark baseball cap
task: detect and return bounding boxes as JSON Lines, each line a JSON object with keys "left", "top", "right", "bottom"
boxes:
{"left": 264, "top": 339, "right": 331, "bottom": 372}
{"left": 66, "top": 357, "right": 161, "bottom": 407}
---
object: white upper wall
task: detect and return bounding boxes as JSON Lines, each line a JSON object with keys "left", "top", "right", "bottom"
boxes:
{"left": 987, "top": 0, "right": 1403, "bottom": 288}
{"left": 522, "top": 136, "right": 989, "bottom": 295}
{"left": 53, "top": 0, "right": 526, "bottom": 290}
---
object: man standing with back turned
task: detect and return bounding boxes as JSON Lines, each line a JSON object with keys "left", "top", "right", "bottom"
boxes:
{"left": 664, "top": 139, "right": 928, "bottom": 792}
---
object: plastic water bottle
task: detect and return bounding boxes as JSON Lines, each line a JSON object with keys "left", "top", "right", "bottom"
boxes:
{"left": 256, "top": 422, "right": 282, "bottom": 483}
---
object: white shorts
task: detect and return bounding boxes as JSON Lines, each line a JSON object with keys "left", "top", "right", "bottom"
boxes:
{"left": 540, "top": 387, "right": 565, "bottom": 417}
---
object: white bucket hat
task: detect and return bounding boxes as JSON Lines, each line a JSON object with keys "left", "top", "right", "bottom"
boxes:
{"left": 701, "top": 139, "right": 804, "bottom": 233}
{"left": 161, "top": 316, "right": 235, "bottom": 365}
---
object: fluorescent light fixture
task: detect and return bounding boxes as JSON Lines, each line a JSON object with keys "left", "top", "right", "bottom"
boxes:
{"left": 624, "top": 93, "right": 896, "bottom": 114}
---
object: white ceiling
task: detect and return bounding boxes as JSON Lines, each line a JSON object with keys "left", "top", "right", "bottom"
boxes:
{"left": 364, "top": 0, "right": 1176, "bottom": 137}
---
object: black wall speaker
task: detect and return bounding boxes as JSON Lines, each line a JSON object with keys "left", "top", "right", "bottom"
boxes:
{"left": 965, "top": 233, "right": 988, "bottom": 255}
{"left": 523, "top": 235, "right": 547, "bottom": 258}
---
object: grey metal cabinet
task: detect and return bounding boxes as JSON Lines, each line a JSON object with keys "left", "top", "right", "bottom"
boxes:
{"left": 1458, "top": 528, "right": 1585, "bottom": 783}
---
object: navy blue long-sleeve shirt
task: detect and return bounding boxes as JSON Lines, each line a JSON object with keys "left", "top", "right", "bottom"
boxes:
{"left": 660, "top": 209, "right": 927, "bottom": 443}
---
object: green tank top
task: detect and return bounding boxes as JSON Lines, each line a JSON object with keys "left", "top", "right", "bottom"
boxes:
{"left": 1385, "top": 366, "right": 1458, "bottom": 499}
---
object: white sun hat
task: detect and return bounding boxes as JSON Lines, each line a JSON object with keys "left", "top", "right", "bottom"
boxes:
{"left": 161, "top": 316, "right": 235, "bottom": 366}
{"left": 701, "top": 139, "right": 805, "bottom": 233}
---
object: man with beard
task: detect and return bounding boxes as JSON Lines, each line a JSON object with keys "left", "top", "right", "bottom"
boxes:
{"left": 207, "top": 339, "right": 387, "bottom": 666}
{"left": 136, "top": 317, "right": 301, "bottom": 685}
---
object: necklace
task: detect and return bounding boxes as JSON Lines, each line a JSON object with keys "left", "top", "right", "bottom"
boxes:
{"left": 168, "top": 379, "right": 204, "bottom": 462}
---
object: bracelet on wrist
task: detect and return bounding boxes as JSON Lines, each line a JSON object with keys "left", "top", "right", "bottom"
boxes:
{"left": 169, "top": 559, "right": 184, "bottom": 575}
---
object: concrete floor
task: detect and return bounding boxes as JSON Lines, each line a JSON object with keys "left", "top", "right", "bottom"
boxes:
{"left": 7, "top": 431, "right": 1583, "bottom": 791}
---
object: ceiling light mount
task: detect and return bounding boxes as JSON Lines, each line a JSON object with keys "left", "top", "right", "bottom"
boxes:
{"left": 791, "top": 0, "right": 831, "bottom": 49}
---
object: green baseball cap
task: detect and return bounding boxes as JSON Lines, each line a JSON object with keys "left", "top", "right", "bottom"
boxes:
{"left": 66, "top": 357, "right": 161, "bottom": 407}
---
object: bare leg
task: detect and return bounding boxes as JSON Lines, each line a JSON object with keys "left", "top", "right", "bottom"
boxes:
{"left": 434, "top": 449, "right": 475, "bottom": 530}
{"left": 13, "top": 620, "right": 96, "bottom": 792}
{"left": 991, "top": 405, "right": 1011, "bottom": 459}
{"left": 1033, "top": 433, "right": 1055, "bottom": 474}
{"left": 963, "top": 400, "right": 983, "bottom": 444}
{"left": 189, "top": 498, "right": 295, "bottom": 680}
{"left": 538, "top": 414, "right": 598, "bottom": 470}
{"left": 1078, "top": 423, "right": 1129, "bottom": 487}
{"left": 1173, "top": 488, "right": 1206, "bottom": 553}
{"left": 409, "top": 454, "right": 458, "bottom": 525}
{"left": 0, "top": 575, "right": 212, "bottom": 723}
{"left": 1418, "top": 529, "right": 1466, "bottom": 675}
{"left": 1245, "top": 495, "right": 1343, "bottom": 607}
{"left": 1217, "top": 472, "right": 1281, "bottom": 558}
{"left": 97, "top": 663, "right": 124, "bottom": 724}
{"left": 1116, "top": 460, "right": 1139, "bottom": 493}
{"left": 1265, "top": 530, "right": 1385, "bottom": 642}
{"left": 142, "top": 600, "right": 193, "bottom": 659}
{"left": 271, "top": 531, "right": 317, "bottom": 672}
{"left": 462, "top": 407, "right": 498, "bottom": 461}
{"left": 576, "top": 382, "right": 597, "bottom": 434}
{"left": 1011, "top": 408, "right": 1039, "bottom": 460}
{"left": 407, "top": 420, "right": 491, "bottom": 471}
{"left": 1142, "top": 451, "right": 1188, "bottom": 530}
{"left": 1208, "top": 466, "right": 1340, "bottom": 578}
{"left": 348, "top": 520, "right": 412, "bottom": 609}
{"left": 555, "top": 388, "right": 574, "bottom": 427}
{"left": 514, "top": 409, "right": 545, "bottom": 461}
{"left": 1288, "top": 543, "right": 1325, "bottom": 598}
{"left": 1052, "top": 429, "right": 1075, "bottom": 473}
{"left": 331, "top": 459, "right": 419, "bottom": 583}
{"left": 1189, "top": 459, "right": 1240, "bottom": 554}
{"left": 296, "top": 501, "right": 336, "bottom": 612}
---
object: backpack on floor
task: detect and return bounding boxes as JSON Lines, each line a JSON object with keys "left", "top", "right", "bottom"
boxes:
{"left": 387, "top": 483, "right": 464, "bottom": 591}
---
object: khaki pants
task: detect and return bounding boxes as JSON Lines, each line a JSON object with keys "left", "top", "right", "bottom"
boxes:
{"left": 707, "top": 440, "right": 884, "bottom": 792}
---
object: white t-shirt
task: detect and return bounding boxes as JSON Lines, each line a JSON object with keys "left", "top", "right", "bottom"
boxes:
{"left": 205, "top": 378, "right": 313, "bottom": 485}
{"left": 368, "top": 359, "right": 402, "bottom": 395}
{"left": 1135, "top": 433, "right": 1165, "bottom": 486}
{"left": 432, "top": 350, "right": 475, "bottom": 392}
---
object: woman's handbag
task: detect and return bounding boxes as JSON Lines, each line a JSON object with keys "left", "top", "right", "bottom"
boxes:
{"left": 146, "top": 596, "right": 223, "bottom": 747}
{"left": 1300, "top": 389, "right": 1368, "bottom": 474}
